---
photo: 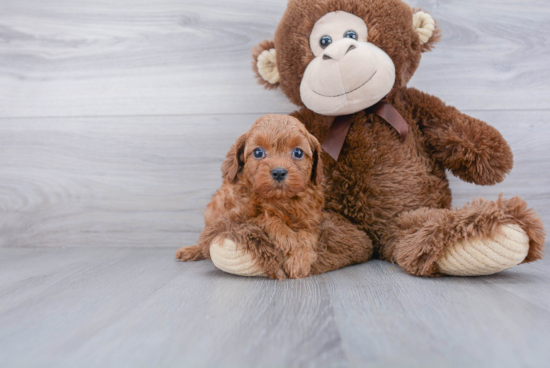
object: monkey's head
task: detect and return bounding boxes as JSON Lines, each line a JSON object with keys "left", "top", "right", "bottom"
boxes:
{"left": 252, "top": 0, "right": 440, "bottom": 116}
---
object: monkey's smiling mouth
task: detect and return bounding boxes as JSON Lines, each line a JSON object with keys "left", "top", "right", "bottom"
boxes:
{"left": 312, "top": 70, "right": 377, "bottom": 98}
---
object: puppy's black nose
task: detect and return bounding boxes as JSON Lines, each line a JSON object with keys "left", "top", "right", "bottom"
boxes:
{"left": 271, "top": 167, "right": 287, "bottom": 182}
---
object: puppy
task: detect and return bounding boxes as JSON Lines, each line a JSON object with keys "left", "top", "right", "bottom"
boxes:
{"left": 175, "top": 114, "right": 324, "bottom": 279}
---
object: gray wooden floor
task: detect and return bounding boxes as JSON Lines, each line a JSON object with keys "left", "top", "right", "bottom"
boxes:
{"left": 1, "top": 249, "right": 550, "bottom": 368}
{"left": 1, "top": 0, "right": 549, "bottom": 367}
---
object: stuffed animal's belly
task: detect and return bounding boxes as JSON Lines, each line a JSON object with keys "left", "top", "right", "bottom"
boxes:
{"left": 324, "top": 126, "right": 451, "bottom": 237}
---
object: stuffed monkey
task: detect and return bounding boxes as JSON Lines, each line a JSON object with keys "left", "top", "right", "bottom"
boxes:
{"left": 203, "top": 0, "right": 545, "bottom": 278}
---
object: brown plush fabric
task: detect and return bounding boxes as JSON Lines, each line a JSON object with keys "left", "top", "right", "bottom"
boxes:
{"left": 404, "top": 88, "right": 514, "bottom": 185}
{"left": 290, "top": 89, "right": 544, "bottom": 276}
{"left": 268, "top": 0, "right": 434, "bottom": 106}
{"left": 380, "top": 196, "right": 545, "bottom": 276}
{"left": 252, "top": 40, "right": 279, "bottom": 90}
{"left": 411, "top": 8, "right": 442, "bottom": 53}
{"left": 311, "top": 211, "right": 374, "bottom": 275}
{"left": 246, "top": 0, "right": 545, "bottom": 277}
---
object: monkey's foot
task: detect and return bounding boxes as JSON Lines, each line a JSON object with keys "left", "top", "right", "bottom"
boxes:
{"left": 210, "top": 238, "right": 267, "bottom": 277}
{"left": 436, "top": 224, "right": 530, "bottom": 276}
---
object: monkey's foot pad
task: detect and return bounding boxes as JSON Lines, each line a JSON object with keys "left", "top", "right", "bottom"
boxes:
{"left": 210, "top": 238, "right": 266, "bottom": 277}
{"left": 436, "top": 224, "right": 530, "bottom": 276}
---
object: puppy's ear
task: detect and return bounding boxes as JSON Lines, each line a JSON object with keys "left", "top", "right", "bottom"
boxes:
{"left": 221, "top": 133, "right": 247, "bottom": 183}
{"left": 252, "top": 40, "right": 279, "bottom": 90}
{"left": 307, "top": 133, "right": 324, "bottom": 186}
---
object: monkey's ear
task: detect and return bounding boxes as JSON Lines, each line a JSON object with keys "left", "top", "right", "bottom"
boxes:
{"left": 413, "top": 11, "right": 441, "bottom": 52}
{"left": 221, "top": 133, "right": 247, "bottom": 183}
{"left": 307, "top": 133, "right": 324, "bottom": 186}
{"left": 252, "top": 40, "right": 280, "bottom": 89}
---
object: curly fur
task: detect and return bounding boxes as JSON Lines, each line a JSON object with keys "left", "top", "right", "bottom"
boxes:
{"left": 176, "top": 115, "right": 325, "bottom": 279}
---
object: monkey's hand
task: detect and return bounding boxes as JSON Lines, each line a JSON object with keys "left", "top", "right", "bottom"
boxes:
{"left": 405, "top": 88, "right": 513, "bottom": 185}
{"left": 428, "top": 115, "right": 513, "bottom": 185}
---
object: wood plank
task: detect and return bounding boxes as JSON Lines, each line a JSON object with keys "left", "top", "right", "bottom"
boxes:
{"left": 0, "top": 248, "right": 123, "bottom": 314}
{"left": 0, "top": 248, "right": 549, "bottom": 367}
{"left": 0, "top": 110, "right": 548, "bottom": 249}
{"left": 0, "top": 115, "right": 256, "bottom": 247}
{"left": 0, "top": 113, "right": 256, "bottom": 248}
{"left": 483, "top": 259, "right": 550, "bottom": 312}
{"left": 408, "top": 0, "right": 550, "bottom": 112}
{"left": 0, "top": 248, "right": 347, "bottom": 368}
{"left": 0, "top": 0, "right": 549, "bottom": 118}
{"left": 324, "top": 259, "right": 550, "bottom": 368}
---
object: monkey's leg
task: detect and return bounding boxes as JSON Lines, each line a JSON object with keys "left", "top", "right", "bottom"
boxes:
{"left": 177, "top": 219, "right": 285, "bottom": 280}
{"left": 309, "top": 211, "right": 374, "bottom": 275}
{"left": 208, "top": 220, "right": 286, "bottom": 280}
{"left": 209, "top": 212, "right": 373, "bottom": 278}
{"left": 380, "top": 196, "right": 545, "bottom": 277}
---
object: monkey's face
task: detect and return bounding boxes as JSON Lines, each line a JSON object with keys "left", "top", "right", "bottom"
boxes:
{"left": 300, "top": 11, "right": 396, "bottom": 116}
{"left": 252, "top": 0, "right": 441, "bottom": 116}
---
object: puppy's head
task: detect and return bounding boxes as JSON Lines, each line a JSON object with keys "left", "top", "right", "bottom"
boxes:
{"left": 222, "top": 114, "right": 323, "bottom": 199}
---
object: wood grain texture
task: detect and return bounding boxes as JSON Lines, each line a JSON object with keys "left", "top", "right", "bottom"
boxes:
{"left": 1, "top": 111, "right": 548, "bottom": 249}
{"left": 0, "top": 114, "right": 253, "bottom": 247}
{"left": 0, "top": 247, "right": 549, "bottom": 368}
{"left": 0, "top": 0, "right": 549, "bottom": 118}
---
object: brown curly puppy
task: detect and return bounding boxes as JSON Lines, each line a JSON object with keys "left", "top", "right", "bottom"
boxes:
{"left": 175, "top": 114, "right": 325, "bottom": 279}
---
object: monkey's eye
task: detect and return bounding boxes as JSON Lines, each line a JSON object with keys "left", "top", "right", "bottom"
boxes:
{"left": 344, "top": 30, "right": 358, "bottom": 40}
{"left": 253, "top": 147, "right": 265, "bottom": 159}
{"left": 292, "top": 148, "right": 304, "bottom": 160}
{"left": 320, "top": 35, "right": 332, "bottom": 48}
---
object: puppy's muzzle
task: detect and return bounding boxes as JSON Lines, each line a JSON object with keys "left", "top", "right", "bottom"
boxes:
{"left": 271, "top": 167, "right": 287, "bottom": 182}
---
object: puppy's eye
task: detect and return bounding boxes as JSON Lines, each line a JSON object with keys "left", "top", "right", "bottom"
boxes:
{"left": 344, "top": 30, "right": 358, "bottom": 40}
{"left": 320, "top": 35, "right": 332, "bottom": 48}
{"left": 292, "top": 148, "right": 304, "bottom": 160}
{"left": 253, "top": 147, "right": 265, "bottom": 159}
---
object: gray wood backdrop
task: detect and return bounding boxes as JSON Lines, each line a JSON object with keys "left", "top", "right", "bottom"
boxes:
{"left": 1, "top": 0, "right": 549, "bottom": 248}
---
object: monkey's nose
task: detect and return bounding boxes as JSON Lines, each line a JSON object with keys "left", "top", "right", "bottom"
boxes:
{"left": 322, "top": 39, "right": 357, "bottom": 61}
{"left": 271, "top": 168, "right": 287, "bottom": 182}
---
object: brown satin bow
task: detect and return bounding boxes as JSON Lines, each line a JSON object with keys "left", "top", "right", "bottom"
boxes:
{"left": 321, "top": 100, "right": 409, "bottom": 161}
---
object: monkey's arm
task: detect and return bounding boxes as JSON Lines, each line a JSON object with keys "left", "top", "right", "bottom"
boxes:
{"left": 404, "top": 87, "right": 513, "bottom": 185}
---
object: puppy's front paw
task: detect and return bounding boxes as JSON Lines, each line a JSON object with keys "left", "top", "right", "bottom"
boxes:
{"left": 284, "top": 254, "right": 312, "bottom": 279}
{"left": 269, "top": 268, "right": 287, "bottom": 281}
{"left": 175, "top": 245, "right": 205, "bottom": 262}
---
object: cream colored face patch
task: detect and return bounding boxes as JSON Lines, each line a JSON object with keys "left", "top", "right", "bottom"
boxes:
{"left": 301, "top": 11, "right": 396, "bottom": 116}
